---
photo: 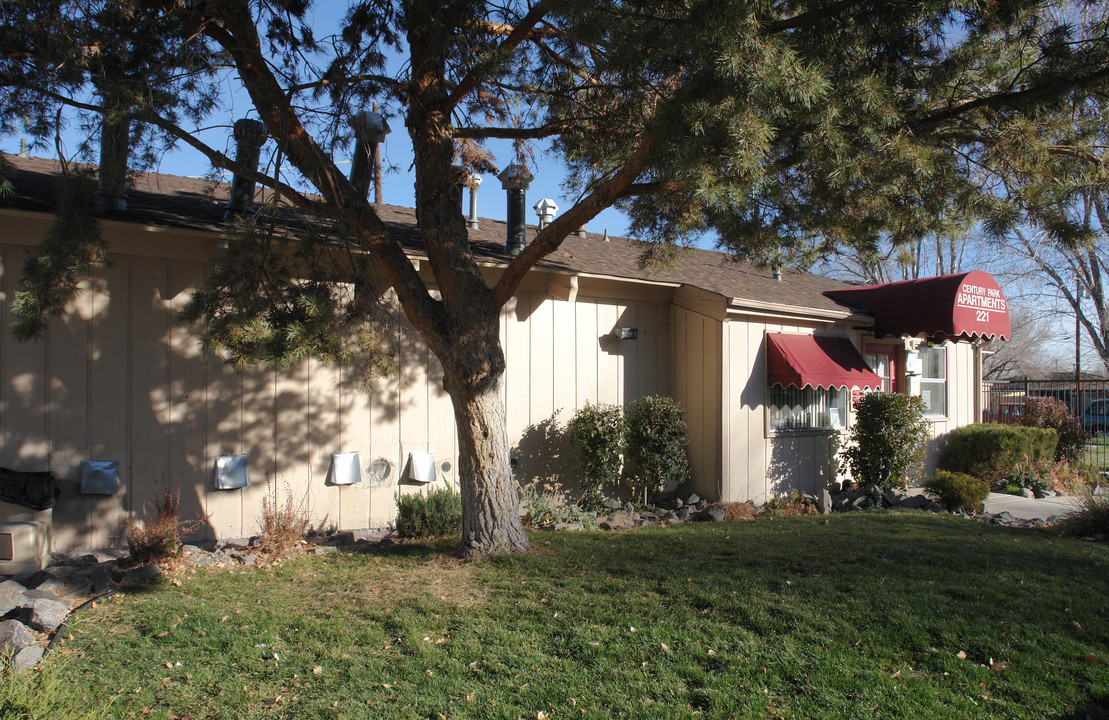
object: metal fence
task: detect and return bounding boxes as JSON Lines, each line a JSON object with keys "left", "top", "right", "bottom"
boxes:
{"left": 983, "top": 378, "right": 1109, "bottom": 470}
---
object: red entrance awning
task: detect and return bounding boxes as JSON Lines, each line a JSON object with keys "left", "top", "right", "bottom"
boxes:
{"left": 766, "top": 334, "right": 884, "bottom": 390}
{"left": 824, "top": 270, "right": 1010, "bottom": 341}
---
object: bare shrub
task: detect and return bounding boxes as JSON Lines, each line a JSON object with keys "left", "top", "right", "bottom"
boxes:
{"left": 718, "top": 501, "right": 758, "bottom": 521}
{"left": 125, "top": 486, "right": 185, "bottom": 567}
{"left": 255, "top": 492, "right": 309, "bottom": 558}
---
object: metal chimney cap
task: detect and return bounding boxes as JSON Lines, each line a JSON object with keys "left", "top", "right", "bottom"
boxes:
{"left": 232, "top": 118, "right": 267, "bottom": 146}
{"left": 349, "top": 110, "right": 390, "bottom": 143}
{"left": 534, "top": 198, "right": 558, "bottom": 215}
{"left": 498, "top": 163, "right": 533, "bottom": 190}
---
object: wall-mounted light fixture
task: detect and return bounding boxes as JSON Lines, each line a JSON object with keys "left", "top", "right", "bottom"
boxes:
{"left": 614, "top": 327, "right": 638, "bottom": 340}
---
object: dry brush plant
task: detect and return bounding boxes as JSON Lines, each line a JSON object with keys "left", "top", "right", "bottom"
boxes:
{"left": 255, "top": 490, "right": 310, "bottom": 559}
{"left": 124, "top": 486, "right": 195, "bottom": 567}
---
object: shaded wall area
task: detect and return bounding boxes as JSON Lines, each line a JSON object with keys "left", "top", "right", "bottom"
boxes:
{"left": 1, "top": 240, "right": 676, "bottom": 550}
{"left": 0, "top": 243, "right": 450, "bottom": 549}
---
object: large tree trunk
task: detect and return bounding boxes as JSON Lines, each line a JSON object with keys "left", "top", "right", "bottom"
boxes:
{"left": 438, "top": 319, "right": 531, "bottom": 557}
{"left": 446, "top": 369, "right": 531, "bottom": 557}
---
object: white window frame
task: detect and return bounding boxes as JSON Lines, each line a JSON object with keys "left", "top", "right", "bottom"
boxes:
{"left": 915, "top": 344, "right": 948, "bottom": 418}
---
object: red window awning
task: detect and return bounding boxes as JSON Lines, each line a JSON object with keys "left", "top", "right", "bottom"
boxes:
{"left": 767, "top": 334, "right": 884, "bottom": 390}
{"left": 824, "top": 270, "right": 1010, "bottom": 341}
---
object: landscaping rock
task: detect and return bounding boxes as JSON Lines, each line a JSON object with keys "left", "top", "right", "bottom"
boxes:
{"left": 686, "top": 493, "right": 702, "bottom": 506}
{"left": 603, "top": 498, "right": 623, "bottom": 511}
{"left": 691, "top": 506, "right": 726, "bottom": 522}
{"left": 326, "top": 532, "right": 355, "bottom": 546}
{"left": 0, "top": 579, "right": 27, "bottom": 615}
{"left": 221, "top": 537, "right": 252, "bottom": 551}
{"left": 599, "top": 511, "right": 636, "bottom": 530}
{"left": 0, "top": 619, "right": 36, "bottom": 654}
{"left": 1020, "top": 488, "right": 1035, "bottom": 499}
{"left": 817, "top": 488, "right": 832, "bottom": 515}
{"left": 553, "top": 522, "right": 584, "bottom": 532}
{"left": 1034, "top": 489, "right": 1057, "bottom": 499}
{"left": 898, "top": 494, "right": 931, "bottom": 510}
{"left": 20, "top": 596, "right": 69, "bottom": 633}
{"left": 848, "top": 495, "right": 872, "bottom": 511}
{"left": 676, "top": 507, "right": 692, "bottom": 521}
{"left": 13, "top": 644, "right": 43, "bottom": 671}
{"left": 881, "top": 489, "right": 901, "bottom": 508}
{"left": 377, "top": 537, "right": 397, "bottom": 548}
{"left": 121, "top": 563, "right": 163, "bottom": 585}
{"left": 312, "top": 546, "right": 338, "bottom": 556}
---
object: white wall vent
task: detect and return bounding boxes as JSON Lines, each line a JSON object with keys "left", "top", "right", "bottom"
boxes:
{"left": 405, "top": 452, "right": 436, "bottom": 483}
{"left": 328, "top": 452, "right": 363, "bottom": 485}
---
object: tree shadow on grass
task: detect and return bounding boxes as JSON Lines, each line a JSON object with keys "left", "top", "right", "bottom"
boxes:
{"left": 1058, "top": 696, "right": 1109, "bottom": 720}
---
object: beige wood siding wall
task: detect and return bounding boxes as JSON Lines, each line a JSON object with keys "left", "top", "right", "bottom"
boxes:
{"left": 921, "top": 340, "right": 978, "bottom": 472}
{"left": 504, "top": 289, "right": 672, "bottom": 486}
{"left": 671, "top": 305, "right": 723, "bottom": 500}
{"left": 1, "top": 238, "right": 672, "bottom": 550}
{"left": 721, "top": 317, "right": 857, "bottom": 504}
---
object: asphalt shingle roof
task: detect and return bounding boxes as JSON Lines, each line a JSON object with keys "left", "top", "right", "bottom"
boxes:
{"left": 0, "top": 153, "right": 855, "bottom": 314}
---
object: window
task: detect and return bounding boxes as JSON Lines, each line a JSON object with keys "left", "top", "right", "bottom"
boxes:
{"left": 769, "top": 385, "right": 847, "bottom": 432}
{"left": 917, "top": 345, "right": 947, "bottom": 416}
{"left": 864, "top": 344, "right": 897, "bottom": 393}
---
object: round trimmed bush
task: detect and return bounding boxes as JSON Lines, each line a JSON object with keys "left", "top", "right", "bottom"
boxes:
{"left": 925, "top": 470, "right": 990, "bottom": 511}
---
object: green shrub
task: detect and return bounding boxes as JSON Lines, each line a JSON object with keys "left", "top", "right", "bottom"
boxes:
{"left": 841, "top": 393, "right": 930, "bottom": 490}
{"left": 625, "top": 396, "right": 690, "bottom": 502}
{"left": 1057, "top": 489, "right": 1109, "bottom": 539}
{"left": 566, "top": 402, "right": 626, "bottom": 506}
{"left": 1019, "top": 397, "right": 1087, "bottom": 464}
{"left": 925, "top": 470, "right": 990, "bottom": 511}
{"left": 395, "top": 486, "right": 462, "bottom": 538}
{"left": 938, "top": 423, "right": 1057, "bottom": 483}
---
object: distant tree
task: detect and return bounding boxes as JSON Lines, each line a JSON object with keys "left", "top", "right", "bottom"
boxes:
{"left": 982, "top": 305, "right": 1060, "bottom": 379}
{"left": 3, "top": 0, "right": 1109, "bottom": 555}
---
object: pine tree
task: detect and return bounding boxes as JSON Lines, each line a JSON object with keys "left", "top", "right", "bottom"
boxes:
{"left": 2, "top": 0, "right": 1108, "bottom": 555}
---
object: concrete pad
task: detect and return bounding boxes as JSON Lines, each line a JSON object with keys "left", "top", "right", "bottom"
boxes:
{"left": 982, "top": 492, "right": 1082, "bottom": 521}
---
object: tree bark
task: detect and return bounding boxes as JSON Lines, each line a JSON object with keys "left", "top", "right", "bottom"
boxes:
{"left": 438, "top": 323, "right": 531, "bottom": 558}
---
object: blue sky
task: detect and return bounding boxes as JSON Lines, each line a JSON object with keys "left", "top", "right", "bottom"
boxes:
{"left": 0, "top": 3, "right": 638, "bottom": 240}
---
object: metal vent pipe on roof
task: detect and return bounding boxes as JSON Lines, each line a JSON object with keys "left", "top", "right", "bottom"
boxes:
{"left": 466, "top": 173, "right": 481, "bottom": 229}
{"left": 348, "top": 109, "right": 390, "bottom": 202}
{"left": 498, "top": 163, "right": 533, "bottom": 255}
{"left": 224, "top": 118, "right": 267, "bottom": 221}
{"left": 534, "top": 198, "right": 558, "bottom": 230}
{"left": 96, "top": 115, "right": 131, "bottom": 211}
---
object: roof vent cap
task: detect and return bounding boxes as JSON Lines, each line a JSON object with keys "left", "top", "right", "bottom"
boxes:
{"left": 534, "top": 198, "right": 558, "bottom": 229}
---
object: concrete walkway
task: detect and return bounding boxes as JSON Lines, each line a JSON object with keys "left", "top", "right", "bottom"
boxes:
{"left": 982, "top": 492, "right": 1082, "bottom": 521}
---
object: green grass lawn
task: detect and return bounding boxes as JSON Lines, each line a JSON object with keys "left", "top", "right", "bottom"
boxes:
{"left": 10, "top": 512, "right": 1109, "bottom": 720}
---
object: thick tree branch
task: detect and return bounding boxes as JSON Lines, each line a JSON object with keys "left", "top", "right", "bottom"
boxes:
{"left": 493, "top": 135, "right": 657, "bottom": 306}
{"left": 34, "top": 87, "right": 326, "bottom": 213}
{"left": 454, "top": 122, "right": 574, "bottom": 139}
{"left": 763, "top": 0, "right": 867, "bottom": 34}
{"left": 206, "top": 1, "right": 445, "bottom": 336}
{"left": 910, "top": 65, "right": 1109, "bottom": 133}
